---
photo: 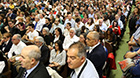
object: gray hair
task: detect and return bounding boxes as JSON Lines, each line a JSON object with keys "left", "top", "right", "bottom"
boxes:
{"left": 36, "top": 36, "right": 45, "bottom": 43}
{"left": 70, "top": 28, "right": 76, "bottom": 33}
{"left": 43, "top": 27, "right": 49, "bottom": 35}
{"left": 14, "top": 34, "right": 21, "bottom": 40}
{"left": 69, "top": 42, "right": 86, "bottom": 58}
{"left": 27, "top": 45, "right": 41, "bottom": 61}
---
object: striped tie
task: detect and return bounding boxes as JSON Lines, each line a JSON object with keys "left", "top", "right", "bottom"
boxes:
{"left": 23, "top": 71, "right": 27, "bottom": 78}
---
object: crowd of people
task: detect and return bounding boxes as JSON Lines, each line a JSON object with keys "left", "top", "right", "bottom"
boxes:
{"left": 0, "top": 0, "right": 140, "bottom": 78}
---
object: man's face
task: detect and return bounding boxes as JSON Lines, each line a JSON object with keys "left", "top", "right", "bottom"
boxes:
{"left": 8, "top": 22, "right": 14, "bottom": 28}
{"left": 12, "top": 35, "right": 19, "bottom": 45}
{"left": 45, "top": 19, "right": 49, "bottom": 24}
{"left": 3, "top": 35, "right": 9, "bottom": 42}
{"left": 19, "top": 49, "right": 32, "bottom": 69}
{"left": 67, "top": 48, "right": 83, "bottom": 69}
{"left": 69, "top": 30, "right": 75, "bottom": 38}
{"left": 34, "top": 39, "right": 42, "bottom": 47}
{"left": 54, "top": 20, "right": 59, "bottom": 25}
{"left": 86, "top": 33, "right": 96, "bottom": 47}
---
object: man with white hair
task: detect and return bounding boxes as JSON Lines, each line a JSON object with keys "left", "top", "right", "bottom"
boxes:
{"left": 63, "top": 28, "right": 79, "bottom": 51}
{"left": 8, "top": 34, "right": 26, "bottom": 60}
{"left": 34, "top": 36, "right": 50, "bottom": 66}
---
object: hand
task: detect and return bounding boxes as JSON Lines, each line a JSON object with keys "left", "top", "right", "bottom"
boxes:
{"left": 9, "top": 58, "right": 16, "bottom": 63}
{"left": 53, "top": 62, "right": 59, "bottom": 66}
{"left": 137, "top": 49, "right": 140, "bottom": 54}
{"left": 4, "top": 26, "right": 9, "bottom": 30}
{"left": 25, "top": 35, "right": 29, "bottom": 40}
{"left": 49, "top": 64, "right": 55, "bottom": 67}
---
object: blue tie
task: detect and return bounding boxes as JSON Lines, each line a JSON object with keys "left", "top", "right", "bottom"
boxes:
{"left": 34, "top": 22, "right": 37, "bottom": 30}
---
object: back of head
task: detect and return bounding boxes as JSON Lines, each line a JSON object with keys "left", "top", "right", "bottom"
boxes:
{"left": 89, "top": 31, "right": 100, "bottom": 41}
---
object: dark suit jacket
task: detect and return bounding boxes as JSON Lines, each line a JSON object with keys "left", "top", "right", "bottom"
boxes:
{"left": 87, "top": 43, "right": 106, "bottom": 78}
{"left": 0, "top": 38, "right": 13, "bottom": 53}
{"left": 16, "top": 62, "right": 51, "bottom": 78}
{"left": 40, "top": 44, "right": 50, "bottom": 66}
{"left": 8, "top": 13, "right": 16, "bottom": 19}
{"left": 9, "top": 26, "right": 20, "bottom": 36}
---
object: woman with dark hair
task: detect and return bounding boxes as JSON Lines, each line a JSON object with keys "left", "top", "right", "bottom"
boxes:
{"left": 103, "top": 14, "right": 110, "bottom": 27}
{"left": 104, "top": 28, "right": 116, "bottom": 49}
{"left": 109, "top": 20, "right": 121, "bottom": 36}
{"left": 17, "top": 22, "right": 26, "bottom": 37}
{"left": 52, "top": 27, "right": 65, "bottom": 47}
{"left": 49, "top": 40, "right": 66, "bottom": 71}
{"left": 93, "top": 25, "right": 104, "bottom": 40}
{"left": 76, "top": 26, "right": 89, "bottom": 37}
{"left": 85, "top": 18, "right": 95, "bottom": 31}
{"left": 79, "top": 33, "right": 89, "bottom": 50}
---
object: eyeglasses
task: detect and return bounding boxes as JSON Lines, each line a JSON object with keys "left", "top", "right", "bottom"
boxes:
{"left": 86, "top": 37, "right": 94, "bottom": 41}
{"left": 86, "top": 37, "right": 91, "bottom": 41}
{"left": 3, "top": 37, "right": 7, "bottom": 39}
{"left": 34, "top": 41, "right": 40, "bottom": 43}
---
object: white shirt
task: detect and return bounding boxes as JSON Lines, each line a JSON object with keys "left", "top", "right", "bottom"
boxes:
{"left": 88, "top": 13, "right": 94, "bottom": 19}
{"left": 99, "top": 23, "right": 108, "bottom": 31}
{"left": 33, "top": 20, "right": 44, "bottom": 32}
{"left": 49, "top": 50, "right": 66, "bottom": 66}
{"left": 85, "top": 23, "right": 95, "bottom": 31}
{"left": 40, "top": 18, "right": 46, "bottom": 25}
{"left": 71, "top": 59, "right": 99, "bottom": 78}
{"left": 64, "top": 19, "right": 75, "bottom": 28}
{"left": 75, "top": 22, "right": 84, "bottom": 30}
{"left": 27, "top": 30, "right": 39, "bottom": 40}
{"left": 63, "top": 29, "right": 70, "bottom": 37}
{"left": 8, "top": 41, "right": 26, "bottom": 58}
{"left": 63, "top": 35, "right": 79, "bottom": 49}
{"left": 49, "top": 23, "right": 64, "bottom": 33}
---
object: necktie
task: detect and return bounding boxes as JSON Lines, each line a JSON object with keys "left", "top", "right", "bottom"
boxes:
{"left": 34, "top": 22, "right": 37, "bottom": 30}
{"left": 23, "top": 71, "right": 27, "bottom": 78}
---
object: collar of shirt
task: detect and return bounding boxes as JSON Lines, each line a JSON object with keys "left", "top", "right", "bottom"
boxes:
{"left": 89, "top": 42, "right": 100, "bottom": 53}
{"left": 26, "top": 61, "right": 40, "bottom": 78}
{"left": 74, "top": 59, "right": 86, "bottom": 76}
{"left": 16, "top": 41, "right": 22, "bottom": 47}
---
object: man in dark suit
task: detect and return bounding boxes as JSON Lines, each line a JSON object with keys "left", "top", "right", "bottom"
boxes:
{"left": 0, "top": 33, "right": 13, "bottom": 55}
{"left": 35, "top": 36, "right": 50, "bottom": 66}
{"left": 16, "top": 45, "right": 51, "bottom": 78}
{"left": 86, "top": 31, "right": 106, "bottom": 78}
{"left": 4, "top": 20, "right": 20, "bottom": 36}
{"left": 6, "top": 9, "right": 16, "bottom": 19}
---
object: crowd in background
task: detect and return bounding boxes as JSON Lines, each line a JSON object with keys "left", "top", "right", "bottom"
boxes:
{"left": 0, "top": 0, "right": 140, "bottom": 78}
